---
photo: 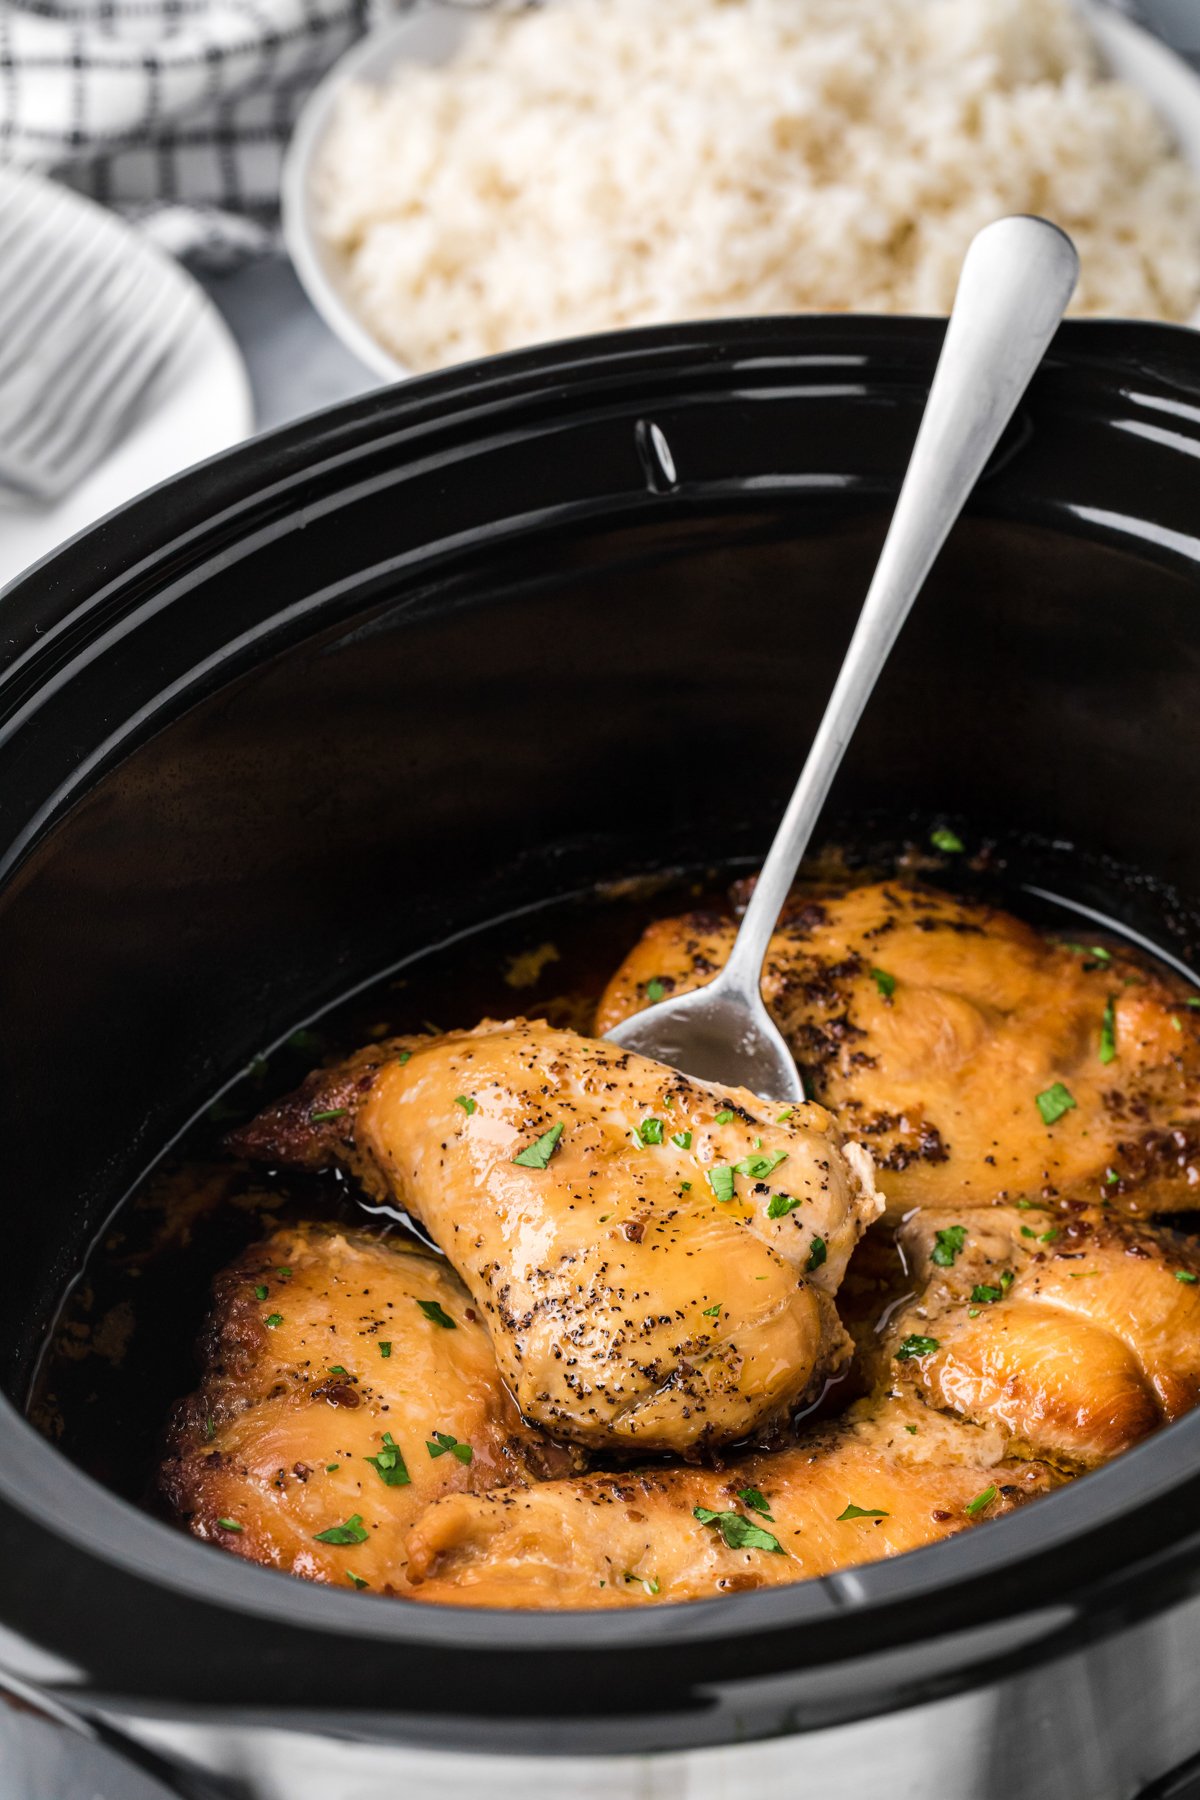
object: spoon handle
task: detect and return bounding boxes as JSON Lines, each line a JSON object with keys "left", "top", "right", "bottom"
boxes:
{"left": 723, "top": 214, "right": 1079, "bottom": 992}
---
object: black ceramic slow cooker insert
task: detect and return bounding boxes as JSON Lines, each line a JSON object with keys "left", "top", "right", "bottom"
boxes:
{"left": 3, "top": 317, "right": 1200, "bottom": 1800}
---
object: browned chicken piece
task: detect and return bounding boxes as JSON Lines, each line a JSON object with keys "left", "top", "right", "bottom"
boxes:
{"left": 160, "top": 1223, "right": 573, "bottom": 1594}
{"left": 231, "top": 1021, "right": 881, "bottom": 1454}
{"left": 596, "top": 881, "right": 1200, "bottom": 1216}
{"left": 403, "top": 1395, "right": 1057, "bottom": 1609}
{"left": 874, "top": 1205, "right": 1200, "bottom": 1467}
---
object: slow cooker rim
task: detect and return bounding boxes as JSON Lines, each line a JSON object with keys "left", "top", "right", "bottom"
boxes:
{"left": 2, "top": 1379, "right": 1200, "bottom": 1650}
{"left": 4, "top": 309, "right": 1200, "bottom": 696}
{"left": 5, "top": 312, "right": 1200, "bottom": 907}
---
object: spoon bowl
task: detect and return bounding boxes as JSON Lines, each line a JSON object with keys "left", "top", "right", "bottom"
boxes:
{"left": 606, "top": 971, "right": 804, "bottom": 1102}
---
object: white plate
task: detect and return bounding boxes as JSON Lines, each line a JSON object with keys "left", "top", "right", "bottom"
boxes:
{"left": 282, "top": 0, "right": 1200, "bottom": 383}
{"left": 0, "top": 168, "right": 254, "bottom": 593}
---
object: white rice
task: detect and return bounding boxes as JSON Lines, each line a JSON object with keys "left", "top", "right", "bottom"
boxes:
{"left": 314, "top": 0, "right": 1200, "bottom": 372}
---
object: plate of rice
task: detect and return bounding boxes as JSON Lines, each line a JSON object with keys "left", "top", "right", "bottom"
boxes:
{"left": 282, "top": 0, "right": 1200, "bottom": 380}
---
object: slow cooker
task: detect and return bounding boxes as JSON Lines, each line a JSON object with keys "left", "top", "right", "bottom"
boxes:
{"left": 3, "top": 316, "right": 1200, "bottom": 1800}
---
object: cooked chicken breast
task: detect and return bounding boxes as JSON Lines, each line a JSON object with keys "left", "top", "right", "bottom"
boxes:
{"left": 231, "top": 1021, "right": 881, "bottom": 1454}
{"left": 403, "top": 1396, "right": 1056, "bottom": 1609}
{"left": 875, "top": 1206, "right": 1200, "bottom": 1466}
{"left": 160, "top": 1223, "right": 572, "bottom": 1593}
{"left": 597, "top": 881, "right": 1200, "bottom": 1215}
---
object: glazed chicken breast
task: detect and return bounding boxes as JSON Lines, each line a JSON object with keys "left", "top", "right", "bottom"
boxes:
{"left": 597, "top": 881, "right": 1200, "bottom": 1215}
{"left": 231, "top": 1021, "right": 881, "bottom": 1453}
{"left": 402, "top": 1396, "right": 1056, "bottom": 1609}
{"left": 160, "top": 1223, "right": 572, "bottom": 1593}
{"left": 875, "top": 1205, "right": 1200, "bottom": 1467}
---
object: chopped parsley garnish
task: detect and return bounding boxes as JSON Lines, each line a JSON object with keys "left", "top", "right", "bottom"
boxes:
{"left": 309, "top": 1108, "right": 347, "bottom": 1124}
{"left": 776, "top": 1108, "right": 794, "bottom": 1122}
{"left": 314, "top": 1514, "right": 369, "bottom": 1546}
{"left": 671, "top": 1129, "right": 693, "bottom": 1150}
{"left": 767, "top": 1193, "right": 802, "bottom": 1219}
{"left": 397, "top": 1050, "right": 412, "bottom": 1065}
{"left": 254, "top": 1284, "right": 268, "bottom": 1300}
{"left": 871, "top": 967, "right": 896, "bottom": 1000}
{"left": 702, "top": 1303, "right": 721, "bottom": 1318}
{"left": 328, "top": 1365, "right": 347, "bottom": 1376}
{"left": 904, "top": 1424, "right": 918, "bottom": 1435}
{"left": 416, "top": 1299, "right": 456, "bottom": 1330}
{"left": 707, "top": 1165, "right": 736, "bottom": 1203}
{"left": 965, "top": 1484, "right": 998, "bottom": 1518}
{"left": 679, "top": 1181, "right": 692, "bottom": 1193}
{"left": 733, "top": 1149, "right": 789, "bottom": 1180}
{"left": 645, "top": 979, "right": 665, "bottom": 1003}
{"left": 930, "top": 1225, "right": 967, "bottom": 1267}
{"left": 1175, "top": 1270, "right": 1199, "bottom": 1284}
{"left": 1187, "top": 997, "right": 1200, "bottom": 1009}
{"left": 1064, "top": 943, "right": 1112, "bottom": 966}
{"left": 714, "top": 1109, "right": 735, "bottom": 1125}
{"left": 737, "top": 1486, "right": 774, "bottom": 1520}
{"left": 970, "top": 1281, "right": 1005, "bottom": 1305}
{"left": 1100, "top": 996, "right": 1117, "bottom": 1065}
{"left": 930, "top": 827, "right": 964, "bottom": 854}
{"left": 895, "top": 1334, "right": 939, "bottom": 1361}
{"left": 1036, "top": 1082, "right": 1076, "bottom": 1126}
{"left": 454, "top": 1095, "right": 477, "bottom": 1115}
{"left": 378, "top": 1341, "right": 392, "bottom": 1358}
{"left": 806, "top": 1236, "right": 827, "bottom": 1273}
{"left": 512, "top": 1123, "right": 564, "bottom": 1169}
{"left": 326, "top": 1463, "right": 339, "bottom": 1473}
{"left": 365, "top": 1431, "right": 411, "bottom": 1487}
{"left": 216, "top": 1517, "right": 243, "bottom": 1532}
{"left": 693, "top": 1507, "right": 784, "bottom": 1553}
{"left": 277, "top": 1267, "right": 292, "bottom": 1277}
{"left": 624, "top": 1569, "right": 661, "bottom": 1595}
{"left": 347, "top": 1571, "right": 369, "bottom": 1589}
{"left": 1039, "top": 1227, "right": 1059, "bottom": 1243}
{"left": 838, "top": 1503, "right": 889, "bottom": 1521}
{"left": 426, "top": 1430, "right": 473, "bottom": 1465}
{"left": 264, "top": 1313, "right": 283, "bottom": 1329}
{"left": 204, "top": 1415, "right": 215, "bottom": 1442}
{"left": 636, "top": 1117, "right": 664, "bottom": 1147}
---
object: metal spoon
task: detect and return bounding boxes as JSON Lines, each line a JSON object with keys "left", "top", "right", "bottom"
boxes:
{"left": 605, "top": 215, "right": 1079, "bottom": 1100}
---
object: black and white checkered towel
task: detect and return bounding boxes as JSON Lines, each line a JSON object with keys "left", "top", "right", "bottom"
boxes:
{"left": 0, "top": 0, "right": 389, "bottom": 260}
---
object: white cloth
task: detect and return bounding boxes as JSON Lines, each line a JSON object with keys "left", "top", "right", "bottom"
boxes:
{"left": 0, "top": 0, "right": 405, "bottom": 258}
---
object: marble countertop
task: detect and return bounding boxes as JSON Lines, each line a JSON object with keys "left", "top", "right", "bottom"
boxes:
{"left": 198, "top": 253, "right": 379, "bottom": 438}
